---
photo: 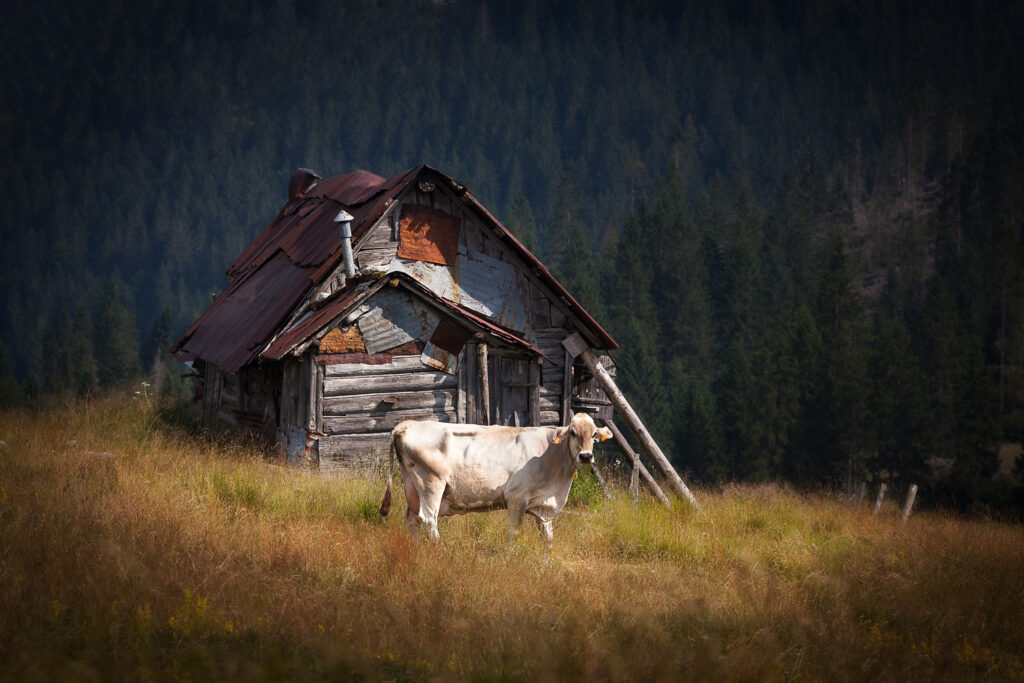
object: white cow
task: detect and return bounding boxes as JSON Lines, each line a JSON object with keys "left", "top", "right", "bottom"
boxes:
{"left": 378, "top": 412, "right": 612, "bottom": 542}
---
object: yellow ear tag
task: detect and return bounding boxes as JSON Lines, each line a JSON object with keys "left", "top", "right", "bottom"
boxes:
{"left": 573, "top": 469, "right": 578, "bottom": 480}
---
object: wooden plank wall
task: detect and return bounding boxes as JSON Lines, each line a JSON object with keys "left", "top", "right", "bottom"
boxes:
{"left": 318, "top": 355, "right": 457, "bottom": 475}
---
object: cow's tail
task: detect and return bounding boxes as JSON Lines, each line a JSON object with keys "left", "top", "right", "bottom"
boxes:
{"left": 378, "top": 436, "right": 396, "bottom": 517}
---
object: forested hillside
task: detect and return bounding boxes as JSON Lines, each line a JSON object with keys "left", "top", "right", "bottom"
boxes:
{"left": 1, "top": 0, "right": 1021, "bottom": 507}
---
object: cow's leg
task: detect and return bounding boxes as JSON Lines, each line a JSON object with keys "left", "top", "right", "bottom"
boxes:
{"left": 506, "top": 501, "right": 525, "bottom": 548}
{"left": 417, "top": 480, "right": 446, "bottom": 541}
{"left": 533, "top": 515, "right": 554, "bottom": 545}
{"left": 403, "top": 478, "right": 421, "bottom": 536}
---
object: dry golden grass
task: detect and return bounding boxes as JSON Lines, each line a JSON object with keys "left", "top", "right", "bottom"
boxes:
{"left": 1, "top": 396, "right": 1023, "bottom": 681}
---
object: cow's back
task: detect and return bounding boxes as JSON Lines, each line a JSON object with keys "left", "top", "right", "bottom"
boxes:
{"left": 392, "top": 421, "right": 554, "bottom": 510}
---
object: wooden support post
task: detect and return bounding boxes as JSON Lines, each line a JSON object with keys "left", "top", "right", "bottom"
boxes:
{"left": 529, "top": 359, "right": 541, "bottom": 427}
{"left": 630, "top": 454, "right": 640, "bottom": 506}
{"left": 479, "top": 342, "right": 490, "bottom": 426}
{"left": 873, "top": 482, "right": 887, "bottom": 516}
{"left": 589, "top": 461, "right": 613, "bottom": 500}
{"left": 561, "top": 349, "right": 573, "bottom": 426}
{"left": 854, "top": 481, "right": 867, "bottom": 508}
{"left": 902, "top": 484, "right": 918, "bottom": 523}
{"left": 603, "top": 419, "right": 670, "bottom": 507}
{"left": 563, "top": 333, "right": 699, "bottom": 510}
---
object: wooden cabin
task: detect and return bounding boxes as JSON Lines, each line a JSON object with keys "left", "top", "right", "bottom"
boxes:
{"left": 171, "top": 165, "right": 620, "bottom": 474}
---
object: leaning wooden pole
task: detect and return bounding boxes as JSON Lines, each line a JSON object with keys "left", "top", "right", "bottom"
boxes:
{"left": 602, "top": 418, "right": 670, "bottom": 506}
{"left": 563, "top": 333, "right": 700, "bottom": 510}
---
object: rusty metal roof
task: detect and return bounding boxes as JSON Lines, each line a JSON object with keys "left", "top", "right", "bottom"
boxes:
{"left": 172, "top": 164, "right": 616, "bottom": 375}
{"left": 261, "top": 280, "right": 381, "bottom": 362}
{"left": 262, "top": 273, "right": 542, "bottom": 363}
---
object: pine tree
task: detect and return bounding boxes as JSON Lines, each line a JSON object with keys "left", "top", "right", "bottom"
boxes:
{"left": 0, "top": 340, "right": 22, "bottom": 407}
{"left": 142, "top": 307, "right": 174, "bottom": 377}
{"left": 70, "top": 306, "right": 98, "bottom": 396}
{"left": 93, "top": 278, "right": 141, "bottom": 389}
{"left": 557, "top": 224, "right": 607, "bottom": 324}
{"left": 42, "top": 308, "right": 73, "bottom": 394}
{"left": 811, "top": 235, "right": 869, "bottom": 490}
{"left": 506, "top": 190, "right": 539, "bottom": 255}
{"left": 867, "top": 311, "right": 931, "bottom": 490}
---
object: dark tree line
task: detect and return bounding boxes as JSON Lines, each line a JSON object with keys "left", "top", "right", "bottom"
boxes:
{"left": 551, "top": 140, "right": 1022, "bottom": 511}
{"left": 1, "top": 0, "right": 1021, "bottom": 509}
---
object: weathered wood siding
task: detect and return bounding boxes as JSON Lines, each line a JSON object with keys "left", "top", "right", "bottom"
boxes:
{"left": 318, "top": 354, "right": 456, "bottom": 475}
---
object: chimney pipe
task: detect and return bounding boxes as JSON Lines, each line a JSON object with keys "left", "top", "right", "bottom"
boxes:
{"left": 334, "top": 210, "right": 356, "bottom": 278}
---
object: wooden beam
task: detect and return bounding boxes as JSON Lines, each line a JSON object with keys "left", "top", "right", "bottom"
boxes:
{"left": 563, "top": 333, "right": 699, "bottom": 510}
{"left": 602, "top": 418, "right": 670, "bottom": 506}
{"left": 902, "top": 484, "right": 918, "bottom": 523}
{"left": 589, "top": 461, "right": 613, "bottom": 501}
{"left": 479, "top": 342, "right": 490, "bottom": 425}
{"left": 873, "top": 482, "right": 887, "bottom": 515}
{"left": 324, "top": 371, "right": 456, "bottom": 397}
{"left": 529, "top": 360, "right": 540, "bottom": 427}
{"left": 561, "top": 349, "right": 573, "bottom": 426}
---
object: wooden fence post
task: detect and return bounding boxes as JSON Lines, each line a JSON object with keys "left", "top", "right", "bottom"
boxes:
{"left": 602, "top": 419, "right": 670, "bottom": 507}
{"left": 855, "top": 481, "right": 867, "bottom": 508}
{"left": 873, "top": 482, "right": 887, "bottom": 515}
{"left": 902, "top": 484, "right": 918, "bottom": 523}
{"left": 563, "top": 333, "right": 700, "bottom": 510}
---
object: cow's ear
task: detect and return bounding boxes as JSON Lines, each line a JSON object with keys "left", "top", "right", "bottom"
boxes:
{"left": 552, "top": 425, "right": 569, "bottom": 444}
{"left": 596, "top": 426, "right": 613, "bottom": 442}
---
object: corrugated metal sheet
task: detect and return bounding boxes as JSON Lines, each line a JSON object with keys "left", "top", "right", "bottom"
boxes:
{"left": 397, "top": 276, "right": 543, "bottom": 357}
{"left": 455, "top": 248, "right": 528, "bottom": 334}
{"left": 261, "top": 281, "right": 379, "bottom": 362}
{"left": 172, "top": 251, "right": 316, "bottom": 373}
{"left": 420, "top": 319, "right": 470, "bottom": 375}
{"left": 393, "top": 248, "right": 529, "bottom": 335}
{"left": 356, "top": 287, "right": 440, "bottom": 355}
{"left": 318, "top": 325, "right": 366, "bottom": 354}
{"left": 421, "top": 341, "right": 459, "bottom": 375}
{"left": 397, "top": 204, "right": 461, "bottom": 265}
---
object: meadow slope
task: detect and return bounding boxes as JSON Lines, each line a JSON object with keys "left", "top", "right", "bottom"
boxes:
{"left": 1, "top": 397, "right": 1022, "bottom": 681}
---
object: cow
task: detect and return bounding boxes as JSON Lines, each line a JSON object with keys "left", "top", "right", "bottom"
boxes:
{"left": 378, "top": 412, "right": 612, "bottom": 543}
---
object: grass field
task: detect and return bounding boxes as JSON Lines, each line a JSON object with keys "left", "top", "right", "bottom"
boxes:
{"left": 1, "top": 396, "right": 1022, "bottom": 681}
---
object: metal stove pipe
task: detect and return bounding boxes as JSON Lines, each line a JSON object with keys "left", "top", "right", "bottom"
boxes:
{"left": 334, "top": 210, "right": 356, "bottom": 278}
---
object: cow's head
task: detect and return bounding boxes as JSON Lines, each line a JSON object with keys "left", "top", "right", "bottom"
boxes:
{"left": 552, "top": 412, "right": 612, "bottom": 464}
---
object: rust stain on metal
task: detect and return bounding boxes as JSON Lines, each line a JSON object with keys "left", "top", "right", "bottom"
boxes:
{"left": 421, "top": 319, "right": 470, "bottom": 375}
{"left": 428, "top": 318, "right": 470, "bottom": 355}
{"left": 380, "top": 339, "right": 425, "bottom": 355}
{"left": 421, "top": 341, "right": 459, "bottom": 375}
{"left": 318, "top": 326, "right": 366, "bottom": 354}
{"left": 397, "top": 204, "right": 461, "bottom": 266}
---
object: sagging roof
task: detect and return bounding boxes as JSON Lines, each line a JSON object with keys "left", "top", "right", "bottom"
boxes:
{"left": 171, "top": 164, "right": 615, "bottom": 374}
{"left": 262, "top": 273, "right": 542, "bottom": 363}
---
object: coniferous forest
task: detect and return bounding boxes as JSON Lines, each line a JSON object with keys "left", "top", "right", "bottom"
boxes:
{"left": 1, "top": 0, "right": 1022, "bottom": 511}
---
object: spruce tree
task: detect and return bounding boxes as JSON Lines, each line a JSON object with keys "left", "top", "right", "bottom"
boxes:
{"left": 812, "top": 235, "right": 869, "bottom": 490}
{"left": 70, "top": 306, "right": 98, "bottom": 396}
{"left": 0, "top": 340, "right": 22, "bottom": 407}
{"left": 93, "top": 278, "right": 141, "bottom": 389}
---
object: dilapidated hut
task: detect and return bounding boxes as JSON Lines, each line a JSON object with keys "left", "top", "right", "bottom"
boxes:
{"left": 171, "top": 165, "right": 626, "bottom": 474}
{"left": 172, "top": 165, "right": 700, "bottom": 507}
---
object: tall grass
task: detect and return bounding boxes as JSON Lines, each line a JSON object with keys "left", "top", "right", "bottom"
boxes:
{"left": 1, "top": 396, "right": 1022, "bottom": 680}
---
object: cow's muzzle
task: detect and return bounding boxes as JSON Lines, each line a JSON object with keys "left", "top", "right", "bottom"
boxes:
{"left": 578, "top": 451, "right": 593, "bottom": 464}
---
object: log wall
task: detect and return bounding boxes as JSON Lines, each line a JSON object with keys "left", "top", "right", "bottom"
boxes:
{"left": 318, "top": 354, "right": 456, "bottom": 475}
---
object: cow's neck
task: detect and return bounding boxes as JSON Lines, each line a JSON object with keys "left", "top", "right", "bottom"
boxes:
{"left": 544, "top": 437, "right": 577, "bottom": 479}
